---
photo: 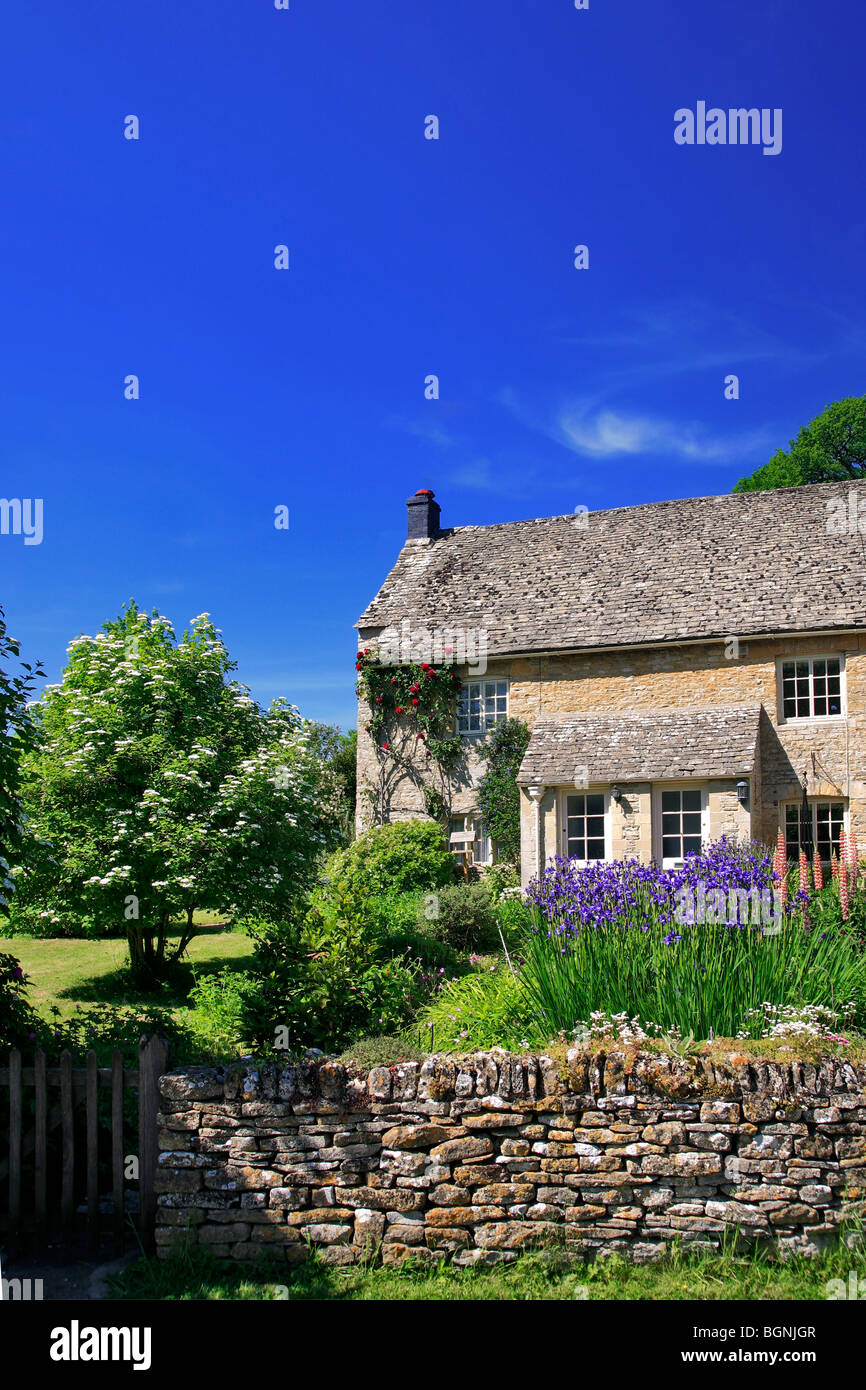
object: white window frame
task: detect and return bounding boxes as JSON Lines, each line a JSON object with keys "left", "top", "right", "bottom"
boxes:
{"left": 652, "top": 783, "right": 708, "bottom": 869}
{"left": 473, "top": 817, "right": 494, "bottom": 866}
{"left": 560, "top": 788, "right": 612, "bottom": 865}
{"left": 456, "top": 678, "right": 509, "bottom": 736}
{"left": 777, "top": 654, "right": 846, "bottom": 725}
{"left": 781, "top": 799, "right": 847, "bottom": 864}
{"left": 449, "top": 814, "right": 495, "bottom": 868}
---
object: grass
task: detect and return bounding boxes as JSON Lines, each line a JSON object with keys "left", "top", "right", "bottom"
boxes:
{"left": 0, "top": 923, "right": 253, "bottom": 1025}
{"left": 110, "top": 1240, "right": 866, "bottom": 1302}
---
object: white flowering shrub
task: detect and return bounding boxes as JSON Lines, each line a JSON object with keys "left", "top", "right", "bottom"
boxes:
{"left": 8, "top": 603, "right": 344, "bottom": 983}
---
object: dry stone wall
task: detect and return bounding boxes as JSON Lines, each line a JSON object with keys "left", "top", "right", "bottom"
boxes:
{"left": 156, "top": 1050, "right": 866, "bottom": 1268}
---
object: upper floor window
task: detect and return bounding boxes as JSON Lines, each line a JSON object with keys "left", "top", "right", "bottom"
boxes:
{"left": 780, "top": 656, "right": 843, "bottom": 721}
{"left": 457, "top": 679, "right": 508, "bottom": 734}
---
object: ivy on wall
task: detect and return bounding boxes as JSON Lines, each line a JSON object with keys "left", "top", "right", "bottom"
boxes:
{"left": 476, "top": 717, "right": 531, "bottom": 866}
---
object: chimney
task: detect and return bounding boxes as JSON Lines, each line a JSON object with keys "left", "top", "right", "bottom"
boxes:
{"left": 406, "top": 488, "right": 441, "bottom": 540}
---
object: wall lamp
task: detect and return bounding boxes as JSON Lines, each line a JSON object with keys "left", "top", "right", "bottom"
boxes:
{"left": 611, "top": 784, "right": 622, "bottom": 803}
{"left": 736, "top": 780, "right": 750, "bottom": 806}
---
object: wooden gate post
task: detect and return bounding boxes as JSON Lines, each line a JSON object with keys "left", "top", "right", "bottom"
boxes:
{"left": 8, "top": 1049, "right": 22, "bottom": 1257}
{"left": 137, "top": 1035, "right": 169, "bottom": 1251}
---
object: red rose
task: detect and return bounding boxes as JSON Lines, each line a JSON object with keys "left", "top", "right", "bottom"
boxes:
{"left": 395, "top": 705, "right": 403, "bottom": 713}
{"left": 382, "top": 743, "right": 390, "bottom": 751}
{"left": 411, "top": 698, "right": 419, "bottom": 705}
{"left": 376, "top": 695, "right": 383, "bottom": 703}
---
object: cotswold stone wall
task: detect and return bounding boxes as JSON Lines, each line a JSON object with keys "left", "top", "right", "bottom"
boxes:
{"left": 156, "top": 1051, "right": 866, "bottom": 1267}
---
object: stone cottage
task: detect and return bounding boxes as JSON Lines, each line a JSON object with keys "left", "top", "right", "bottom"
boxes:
{"left": 355, "top": 481, "right": 866, "bottom": 885}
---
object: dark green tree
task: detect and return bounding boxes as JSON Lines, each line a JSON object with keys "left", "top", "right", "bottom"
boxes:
{"left": 308, "top": 724, "right": 357, "bottom": 842}
{"left": 0, "top": 605, "right": 44, "bottom": 914}
{"left": 733, "top": 394, "right": 866, "bottom": 493}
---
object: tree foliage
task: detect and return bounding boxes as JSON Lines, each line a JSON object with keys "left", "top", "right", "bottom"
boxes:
{"left": 0, "top": 604, "right": 43, "bottom": 914}
{"left": 733, "top": 394, "right": 866, "bottom": 493}
{"left": 9, "top": 603, "right": 343, "bottom": 984}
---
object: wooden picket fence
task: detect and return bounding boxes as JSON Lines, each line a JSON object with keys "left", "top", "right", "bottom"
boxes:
{"left": 0, "top": 1035, "right": 168, "bottom": 1256}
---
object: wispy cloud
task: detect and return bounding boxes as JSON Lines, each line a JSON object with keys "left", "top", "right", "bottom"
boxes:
{"left": 552, "top": 299, "right": 822, "bottom": 383}
{"left": 557, "top": 405, "right": 774, "bottom": 464}
{"left": 385, "top": 414, "right": 456, "bottom": 449}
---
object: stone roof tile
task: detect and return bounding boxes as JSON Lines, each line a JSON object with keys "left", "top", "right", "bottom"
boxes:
{"left": 356, "top": 481, "right": 866, "bottom": 656}
{"left": 516, "top": 704, "right": 761, "bottom": 784}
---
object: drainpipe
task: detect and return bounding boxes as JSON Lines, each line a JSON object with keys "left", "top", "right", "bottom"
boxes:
{"left": 528, "top": 785, "right": 547, "bottom": 879}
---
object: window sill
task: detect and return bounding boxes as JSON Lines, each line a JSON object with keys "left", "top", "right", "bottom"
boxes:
{"left": 778, "top": 716, "right": 846, "bottom": 728}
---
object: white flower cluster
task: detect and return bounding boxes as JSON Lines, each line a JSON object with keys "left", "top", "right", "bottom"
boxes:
{"left": 739, "top": 1001, "right": 857, "bottom": 1042}
{"left": 571, "top": 1011, "right": 665, "bottom": 1046}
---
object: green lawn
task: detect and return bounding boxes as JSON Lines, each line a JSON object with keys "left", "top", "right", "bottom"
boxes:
{"left": 110, "top": 1242, "right": 866, "bottom": 1302}
{"left": 0, "top": 924, "right": 253, "bottom": 1025}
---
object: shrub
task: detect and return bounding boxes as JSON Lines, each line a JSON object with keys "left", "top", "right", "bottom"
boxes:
{"left": 0, "top": 952, "right": 40, "bottom": 1047}
{"left": 320, "top": 820, "right": 455, "bottom": 900}
{"left": 186, "top": 969, "right": 258, "bottom": 1059}
{"left": 485, "top": 862, "right": 521, "bottom": 899}
{"left": 494, "top": 891, "right": 533, "bottom": 943}
{"left": 336, "top": 1034, "right": 427, "bottom": 1069}
{"left": 239, "top": 907, "right": 420, "bottom": 1055}
{"left": 364, "top": 891, "right": 461, "bottom": 974}
{"left": 418, "top": 881, "right": 501, "bottom": 953}
{"left": 418, "top": 965, "right": 535, "bottom": 1051}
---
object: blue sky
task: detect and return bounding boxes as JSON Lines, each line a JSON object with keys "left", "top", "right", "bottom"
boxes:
{"left": 2, "top": 0, "right": 864, "bottom": 731}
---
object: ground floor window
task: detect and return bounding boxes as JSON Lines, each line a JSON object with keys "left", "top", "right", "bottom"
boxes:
{"left": 783, "top": 799, "right": 846, "bottom": 863}
{"left": 473, "top": 818, "right": 493, "bottom": 866}
{"left": 562, "top": 791, "right": 607, "bottom": 862}
{"left": 449, "top": 815, "right": 495, "bottom": 869}
{"left": 654, "top": 785, "right": 707, "bottom": 868}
